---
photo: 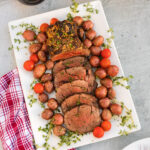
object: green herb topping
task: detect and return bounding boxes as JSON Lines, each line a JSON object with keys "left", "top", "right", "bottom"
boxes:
{"left": 28, "top": 94, "right": 37, "bottom": 107}
{"left": 112, "top": 75, "right": 134, "bottom": 89}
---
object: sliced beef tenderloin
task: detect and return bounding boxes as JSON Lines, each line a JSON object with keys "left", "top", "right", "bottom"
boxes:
{"left": 61, "top": 93, "right": 98, "bottom": 113}
{"left": 64, "top": 105, "right": 101, "bottom": 133}
{"left": 54, "top": 67, "right": 86, "bottom": 88}
{"left": 85, "top": 69, "right": 97, "bottom": 93}
{"left": 56, "top": 80, "right": 95, "bottom": 104}
{"left": 51, "top": 49, "right": 90, "bottom": 62}
{"left": 53, "top": 56, "right": 90, "bottom": 76}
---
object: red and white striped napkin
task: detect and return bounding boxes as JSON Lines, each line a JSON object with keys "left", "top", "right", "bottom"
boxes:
{"left": 0, "top": 69, "right": 75, "bottom": 150}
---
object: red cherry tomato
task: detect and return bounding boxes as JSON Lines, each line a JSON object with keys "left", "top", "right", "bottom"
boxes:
{"left": 101, "top": 121, "right": 111, "bottom": 131}
{"left": 23, "top": 60, "right": 34, "bottom": 71}
{"left": 101, "top": 49, "right": 111, "bottom": 58}
{"left": 50, "top": 18, "right": 58, "bottom": 25}
{"left": 100, "top": 58, "right": 111, "bottom": 68}
{"left": 93, "top": 127, "right": 104, "bottom": 138}
{"left": 34, "top": 83, "right": 44, "bottom": 94}
{"left": 40, "top": 23, "right": 49, "bottom": 32}
{"left": 30, "top": 54, "right": 39, "bottom": 63}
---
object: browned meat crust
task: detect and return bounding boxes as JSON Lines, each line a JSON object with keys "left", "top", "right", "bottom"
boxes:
{"left": 46, "top": 20, "right": 90, "bottom": 61}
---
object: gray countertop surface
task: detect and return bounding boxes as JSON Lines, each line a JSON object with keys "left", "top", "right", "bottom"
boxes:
{"left": 0, "top": 0, "right": 150, "bottom": 150}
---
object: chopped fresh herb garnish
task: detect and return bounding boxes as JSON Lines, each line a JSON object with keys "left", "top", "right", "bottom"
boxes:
{"left": 38, "top": 121, "right": 55, "bottom": 149}
{"left": 16, "top": 46, "right": 20, "bottom": 51}
{"left": 24, "top": 39, "right": 27, "bottom": 43}
{"left": 16, "top": 32, "right": 22, "bottom": 35}
{"left": 107, "top": 28, "right": 114, "bottom": 33}
{"left": 70, "top": 0, "right": 79, "bottom": 13}
{"left": 8, "top": 45, "right": 13, "bottom": 51}
{"left": 83, "top": 2, "right": 99, "bottom": 18}
{"left": 102, "top": 28, "right": 115, "bottom": 49}
{"left": 83, "top": 15, "right": 91, "bottom": 20}
{"left": 28, "top": 95, "right": 37, "bottom": 107}
{"left": 11, "top": 25, "right": 17, "bottom": 29}
{"left": 30, "top": 79, "right": 40, "bottom": 89}
{"left": 69, "top": 77, "right": 73, "bottom": 82}
{"left": 112, "top": 75, "right": 133, "bottom": 89}
{"left": 19, "top": 23, "right": 38, "bottom": 32}
{"left": 76, "top": 99, "right": 81, "bottom": 106}
{"left": 119, "top": 130, "right": 129, "bottom": 136}
{"left": 14, "top": 38, "right": 21, "bottom": 44}
{"left": 58, "top": 130, "right": 82, "bottom": 146}
{"left": 40, "top": 102, "right": 45, "bottom": 109}
{"left": 67, "top": 13, "right": 73, "bottom": 21}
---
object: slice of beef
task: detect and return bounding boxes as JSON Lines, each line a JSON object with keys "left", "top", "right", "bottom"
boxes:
{"left": 61, "top": 93, "right": 98, "bottom": 113}
{"left": 53, "top": 56, "right": 90, "bottom": 76}
{"left": 56, "top": 80, "right": 94, "bottom": 104}
{"left": 51, "top": 49, "right": 90, "bottom": 62}
{"left": 54, "top": 67, "right": 86, "bottom": 88}
{"left": 64, "top": 105, "right": 101, "bottom": 133}
{"left": 85, "top": 69, "right": 97, "bottom": 93}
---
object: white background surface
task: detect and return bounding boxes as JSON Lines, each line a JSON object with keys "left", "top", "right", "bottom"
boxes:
{"left": 0, "top": 0, "right": 150, "bottom": 150}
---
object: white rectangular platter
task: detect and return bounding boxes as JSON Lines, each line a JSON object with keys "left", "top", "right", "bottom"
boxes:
{"left": 8, "top": 1, "right": 141, "bottom": 150}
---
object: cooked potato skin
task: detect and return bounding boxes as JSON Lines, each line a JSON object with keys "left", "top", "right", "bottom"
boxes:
{"left": 23, "top": 30, "right": 36, "bottom": 41}
{"left": 85, "top": 29, "right": 96, "bottom": 40}
{"left": 52, "top": 114, "right": 64, "bottom": 125}
{"left": 38, "top": 93, "right": 48, "bottom": 103}
{"left": 101, "top": 109, "right": 112, "bottom": 121}
{"left": 33, "top": 64, "right": 46, "bottom": 78}
{"left": 73, "top": 16, "right": 83, "bottom": 26}
{"left": 90, "top": 46, "right": 101, "bottom": 56}
{"left": 95, "top": 68, "right": 107, "bottom": 79}
{"left": 29, "top": 43, "right": 42, "bottom": 53}
{"left": 108, "top": 88, "right": 116, "bottom": 99}
{"left": 41, "top": 73, "right": 52, "bottom": 83}
{"left": 99, "top": 98, "right": 111, "bottom": 109}
{"left": 90, "top": 56, "right": 100, "bottom": 67}
{"left": 95, "top": 86, "right": 107, "bottom": 99}
{"left": 92, "top": 35, "right": 104, "bottom": 46}
{"left": 37, "top": 32, "right": 47, "bottom": 43}
{"left": 110, "top": 104, "right": 122, "bottom": 115}
{"left": 78, "top": 28, "right": 85, "bottom": 40}
{"left": 44, "top": 81, "right": 54, "bottom": 93}
{"left": 45, "top": 60, "right": 54, "bottom": 70}
{"left": 107, "top": 65, "right": 119, "bottom": 77}
{"left": 82, "top": 20, "right": 94, "bottom": 30}
{"left": 38, "top": 51, "right": 47, "bottom": 62}
{"left": 83, "top": 38, "right": 92, "bottom": 48}
{"left": 53, "top": 126, "right": 66, "bottom": 136}
{"left": 41, "top": 108, "right": 53, "bottom": 120}
{"left": 100, "top": 78, "right": 113, "bottom": 88}
{"left": 47, "top": 98, "right": 58, "bottom": 110}
{"left": 41, "top": 43, "right": 48, "bottom": 52}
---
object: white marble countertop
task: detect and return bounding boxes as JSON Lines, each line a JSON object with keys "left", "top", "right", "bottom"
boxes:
{"left": 0, "top": 0, "right": 150, "bottom": 150}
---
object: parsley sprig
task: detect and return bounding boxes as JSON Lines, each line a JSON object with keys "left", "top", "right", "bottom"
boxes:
{"left": 58, "top": 131, "right": 82, "bottom": 146}
{"left": 38, "top": 121, "right": 55, "bottom": 150}
{"left": 112, "top": 75, "right": 134, "bottom": 89}
{"left": 28, "top": 94, "right": 37, "bottom": 107}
